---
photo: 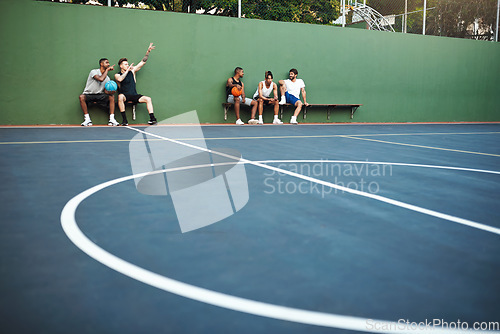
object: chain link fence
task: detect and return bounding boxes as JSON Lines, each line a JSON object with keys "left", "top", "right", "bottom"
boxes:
{"left": 38, "top": 0, "right": 500, "bottom": 41}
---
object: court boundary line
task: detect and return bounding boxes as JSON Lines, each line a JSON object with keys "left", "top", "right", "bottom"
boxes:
{"left": 2, "top": 131, "right": 500, "bottom": 146}
{"left": 341, "top": 135, "right": 500, "bottom": 157}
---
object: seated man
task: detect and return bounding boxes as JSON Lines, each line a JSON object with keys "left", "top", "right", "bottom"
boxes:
{"left": 252, "top": 71, "right": 282, "bottom": 124}
{"left": 115, "top": 43, "right": 157, "bottom": 126}
{"left": 79, "top": 58, "right": 119, "bottom": 126}
{"left": 226, "top": 67, "right": 258, "bottom": 125}
{"left": 279, "top": 68, "right": 309, "bottom": 124}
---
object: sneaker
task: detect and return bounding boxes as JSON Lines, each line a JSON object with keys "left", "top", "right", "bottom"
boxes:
{"left": 258, "top": 119, "right": 264, "bottom": 125}
{"left": 236, "top": 119, "right": 244, "bottom": 125}
{"left": 108, "top": 119, "right": 120, "bottom": 126}
{"left": 81, "top": 119, "right": 92, "bottom": 126}
{"left": 121, "top": 121, "right": 128, "bottom": 126}
{"left": 273, "top": 118, "right": 283, "bottom": 125}
{"left": 248, "top": 119, "right": 259, "bottom": 125}
{"left": 279, "top": 96, "right": 286, "bottom": 105}
{"left": 148, "top": 118, "right": 157, "bottom": 125}
{"left": 290, "top": 118, "right": 298, "bottom": 125}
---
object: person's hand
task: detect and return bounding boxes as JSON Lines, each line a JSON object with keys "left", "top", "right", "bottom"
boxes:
{"left": 147, "top": 43, "right": 155, "bottom": 53}
{"left": 304, "top": 102, "right": 310, "bottom": 107}
{"left": 108, "top": 64, "right": 115, "bottom": 71}
{"left": 104, "top": 88, "right": 116, "bottom": 95}
{"left": 127, "top": 63, "right": 135, "bottom": 71}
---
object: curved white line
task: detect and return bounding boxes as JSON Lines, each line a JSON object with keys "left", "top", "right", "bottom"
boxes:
{"left": 61, "top": 162, "right": 500, "bottom": 333}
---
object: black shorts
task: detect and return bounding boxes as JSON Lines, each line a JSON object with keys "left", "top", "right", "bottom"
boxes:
{"left": 122, "top": 94, "right": 143, "bottom": 104}
{"left": 253, "top": 97, "right": 273, "bottom": 105}
{"left": 84, "top": 93, "right": 110, "bottom": 108}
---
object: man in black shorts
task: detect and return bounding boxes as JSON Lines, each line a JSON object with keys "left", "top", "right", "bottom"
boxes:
{"left": 79, "top": 58, "right": 119, "bottom": 126}
{"left": 115, "top": 43, "right": 157, "bottom": 125}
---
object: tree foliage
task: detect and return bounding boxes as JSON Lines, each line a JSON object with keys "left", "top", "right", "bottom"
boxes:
{"left": 67, "top": 0, "right": 339, "bottom": 24}
{"left": 426, "top": 0, "right": 498, "bottom": 39}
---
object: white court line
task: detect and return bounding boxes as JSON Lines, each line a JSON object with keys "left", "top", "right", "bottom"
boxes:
{"left": 61, "top": 163, "right": 500, "bottom": 334}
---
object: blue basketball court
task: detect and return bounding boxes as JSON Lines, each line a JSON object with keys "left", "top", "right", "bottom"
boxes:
{"left": 1, "top": 123, "right": 499, "bottom": 333}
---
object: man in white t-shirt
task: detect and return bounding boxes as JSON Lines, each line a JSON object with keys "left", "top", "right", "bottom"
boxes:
{"left": 278, "top": 68, "right": 309, "bottom": 124}
{"left": 79, "top": 58, "right": 119, "bottom": 126}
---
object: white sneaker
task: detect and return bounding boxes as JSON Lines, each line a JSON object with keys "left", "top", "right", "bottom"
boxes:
{"left": 81, "top": 119, "right": 92, "bottom": 126}
{"left": 279, "top": 96, "right": 286, "bottom": 105}
{"left": 108, "top": 119, "right": 120, "bottom": 126}
{"left": 236, "top": 119, "right": 244, "bottom": 125}
{"left": 248, "top": 119, "right": 259, "bottom": 125}
{"left": 273, "top": 118, "right": 283, "bottom": 125}
{"left": 290, "top": 118, "right": 298, "bottom": 125}
{"left": 258, "top": 119, "right": 264, "bottom": 125}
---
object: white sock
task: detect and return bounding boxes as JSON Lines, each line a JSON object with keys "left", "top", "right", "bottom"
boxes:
{"left": 291, "top": 116, "right": 296, "bottom": 121}
{"left": 109, "top": 114, "right": 115, "bottom": 120}
{"left": 274, "top": 115, "right": 278, "bottom": 119}
{"left": 259, "top": 115, "right": 263, "bottom": 121}
{"left": 84, "top": 114, "right": 91, "bottom": 121}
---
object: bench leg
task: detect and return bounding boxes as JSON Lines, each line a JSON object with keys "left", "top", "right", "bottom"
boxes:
{"left": 224, "top": 105, "right": 228, "bottom": 121}
{"left": 328, "top": 106, "right": 336, "bottom": 120}
{"left": 351, "top": 106, "right": 359, "bottom": 119}
{"left": 132, "top": 105, "right": 136, "bottom": 120}
{"left": 280, "top": 105, "right": 283, "bottom": 120}
{"left": 303, "top": 105, "right": 307, "bottom": 120}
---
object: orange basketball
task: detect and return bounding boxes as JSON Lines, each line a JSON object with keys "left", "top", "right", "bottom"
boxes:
{"left": 231, "top": 86, "right": 242, "bottom": 97}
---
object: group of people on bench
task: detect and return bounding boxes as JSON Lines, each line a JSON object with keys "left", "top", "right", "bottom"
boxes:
{"left": 78, "top": 43, "right": 308, "bottom": 126}
{"left": 226, "top": 67, "right": 309, "bottom": 125}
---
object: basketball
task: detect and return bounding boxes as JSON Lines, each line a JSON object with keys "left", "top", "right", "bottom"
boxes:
{"left": 231, "top": 86, "right": 242, "bottom": 97}
{"left": 105, "top": 80, "right": 118, "bottom": 92}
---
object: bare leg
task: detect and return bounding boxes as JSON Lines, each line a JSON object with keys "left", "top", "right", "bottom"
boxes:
{"left": 79, "top": 95, "right": 88, "bottom": 114}
{"left": 258, "top": 99, "right": 264, "bottom": 115}
{"left": 273, "top": 100, "right": 279, "bottom": 115}
{"left": 118, "top": 94, "right": 126, "bottom": 112}
{"left": 139, "top": 96, "right": 154, "bottom": 114}
{"left": 234, "top": 97, "right": 241, "bottom": 120}
{"left": 250, "top": 100, "right": 258, "bottom": 119}
{"left": 108, "top": 95, "right": 115, "bottom": 115}
{"left": 294, "top": 101, "right": 303, "bottom": 117}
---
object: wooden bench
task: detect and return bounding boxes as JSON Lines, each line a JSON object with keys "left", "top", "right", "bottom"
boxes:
{"left": 280, "top": 104, "right": 363, "bottom": 120}
{"left": 223, "top": 103, "right": 362, "bottom": 121}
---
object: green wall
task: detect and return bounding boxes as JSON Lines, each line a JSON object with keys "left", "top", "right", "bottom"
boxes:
{"left": 1, "top": 0, "right": 499, "bottom": 125}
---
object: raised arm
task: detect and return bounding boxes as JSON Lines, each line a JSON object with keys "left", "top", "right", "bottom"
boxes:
{"left": 133, "top": 43, "right": 155, "bottom": 73}
{"left": 114, "top": 63, "right": 134, "bottom": 83}
{"left": 93, "top": 65, "right": 115, "bottom": 82}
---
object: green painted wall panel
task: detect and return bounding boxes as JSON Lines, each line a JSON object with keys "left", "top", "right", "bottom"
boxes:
{"left": 0, "top": 0, "right": 499, "bottom": 125}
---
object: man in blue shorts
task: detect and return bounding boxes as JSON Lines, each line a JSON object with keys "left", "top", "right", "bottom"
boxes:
{"left": 278, "top": 68, "right": 309, "bottom": 124}
{"left": 79, "top": 58, "right": 119, "bottom": 126}
{"left": 115, "top": 43, "right": 157, "bottom": 125}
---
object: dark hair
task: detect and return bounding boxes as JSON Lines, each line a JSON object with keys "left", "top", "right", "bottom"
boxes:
{"left": 99, "top": 58, "right": 108, "bottom": 66}
{"left": 118, "top": 58, "right": 128, "bottom": 66}
{"left": 265, "top": 71, "right": 273, "bottom": 79}
{"left": 234, "top": 67, "right": 243, "bottom": 74}
{"left": 289, "top": 68, "right": 298, "bottom": 75}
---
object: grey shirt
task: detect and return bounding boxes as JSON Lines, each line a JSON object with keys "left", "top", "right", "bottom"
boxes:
{"left": 82, "top": 68, "right": 110, "bottom": 94}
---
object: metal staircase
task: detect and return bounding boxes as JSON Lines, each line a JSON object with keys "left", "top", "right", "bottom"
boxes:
{"left": 347, "top": 1, "right": 395, "bottom": 32}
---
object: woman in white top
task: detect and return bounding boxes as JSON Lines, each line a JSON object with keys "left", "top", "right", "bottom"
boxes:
{"left": 253, "top": 71, "right": 283, "bottom": 124}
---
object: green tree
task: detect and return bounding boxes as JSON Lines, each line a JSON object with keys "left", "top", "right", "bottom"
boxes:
{"left": 243, "top": 0, "right": 340, "bottom": 24}
{"left": 426, "top": 0, "right": 497, "bottom": 39}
